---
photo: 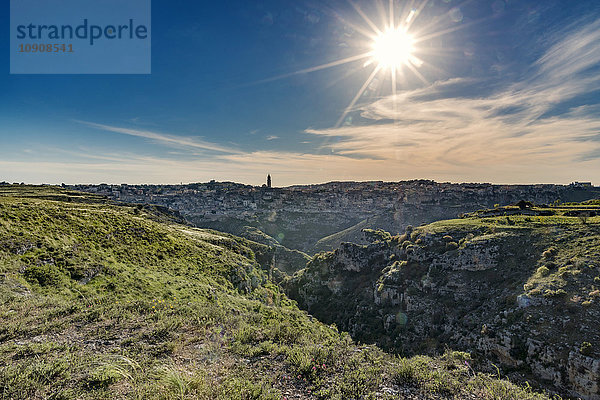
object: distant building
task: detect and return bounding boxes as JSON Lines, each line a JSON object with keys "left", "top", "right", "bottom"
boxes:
{"left": 267, "top": 174, "right": 272, "bottom": 188}
{"left": 570, "top": 181, "right": 592, "bottom": 188}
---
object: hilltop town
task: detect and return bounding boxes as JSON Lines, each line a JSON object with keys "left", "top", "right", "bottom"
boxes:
{"left": 69, "top": 179, "right": 599, "bottom": 253}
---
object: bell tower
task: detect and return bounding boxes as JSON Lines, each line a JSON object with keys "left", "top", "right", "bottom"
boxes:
{"left": 267, "top": 174, "right": 272, "bottom": 188}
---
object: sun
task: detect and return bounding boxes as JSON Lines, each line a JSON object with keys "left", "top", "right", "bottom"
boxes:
{"left": 258, "top": 1, "right": 452, "bottom": 127}
{"left": 371, "top": 27, "right": 415, "bottom": 70}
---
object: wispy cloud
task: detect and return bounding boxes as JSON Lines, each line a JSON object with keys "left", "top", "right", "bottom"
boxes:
{"left": 304, "top": 18, "right": 600, "bottom": 175}
{"left": 534, "top": 18, "right": 600, "bottom": 84}
{"left": 74, "top": 120, "right": 243, "bottom": 154}
{"left": 266, "top": 135, "right": 279, "bottom": 140}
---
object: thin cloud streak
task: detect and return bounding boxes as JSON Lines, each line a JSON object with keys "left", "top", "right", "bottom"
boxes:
{"left": 75, "top": 120, "right": 243, "bottom": 154}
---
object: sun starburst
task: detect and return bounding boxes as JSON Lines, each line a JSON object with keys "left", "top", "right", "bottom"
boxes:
{"left": 333, "top": 0, "right": 427, "bottom": 127}
{"left": 256, "top": 0, "right": 467, "bottom": 128}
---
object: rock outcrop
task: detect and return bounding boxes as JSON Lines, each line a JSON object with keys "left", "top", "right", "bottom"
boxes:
{"left": 288, "top": 222, "right": 600, "bottom": 399}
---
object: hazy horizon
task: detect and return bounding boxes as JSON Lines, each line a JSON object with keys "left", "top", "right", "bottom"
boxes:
{"left": 4, "top": 176, "right": 595, "bottom": 188}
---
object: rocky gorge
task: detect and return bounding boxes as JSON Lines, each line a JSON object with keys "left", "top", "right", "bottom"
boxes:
{"left": 287, "top": 209, "right": 600, "bottom": 399}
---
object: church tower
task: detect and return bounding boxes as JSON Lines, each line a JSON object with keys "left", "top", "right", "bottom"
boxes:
{"left": 267, "top": 174, "right": 272, "bottom": 188}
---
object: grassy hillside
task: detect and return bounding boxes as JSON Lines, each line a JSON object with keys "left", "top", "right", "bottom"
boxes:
{"left": 0, "top": 186, "right": 551, "bottom": 399}
{"left": 312, "top": 218, "right": 371, "bottom": 254}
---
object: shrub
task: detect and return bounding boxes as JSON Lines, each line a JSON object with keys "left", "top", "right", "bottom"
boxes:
{"left": 536, "top": 266, "right": 550, "bottom": 277}
{"left": 338, "top": 366, "right": 381, "bottom": 399}
{"left": 543, "top": 289, "right": 567, "bottom": 298}
{"left": 580, "top": 342, "right": 592, "bottom": 356}
{"left": 445, "top": 242, "right": 458, "bottom": 251}
{"left": 362, "top": 229, "right": 391, "bottom": 243}
{"left": 544, "top": 261, "right": 556, "bottom": 270}
{"left": 23, "top": 264, "right": 65, "bottom": 286}
{"left": 542, "top": 248, "right": 556, "bottom": 259}
{"left": 392, "top": 353, "right": 464, "bottom": 395}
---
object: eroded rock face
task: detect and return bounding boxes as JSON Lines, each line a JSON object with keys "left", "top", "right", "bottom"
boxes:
{"left": 432, "top": 234, "right": 502, "bottom": 271}
{"left": 568, "top": 352, "right": 600, "bottom": 398}
{"left": 288, "top": 227, "right": 600, "bottom": 399}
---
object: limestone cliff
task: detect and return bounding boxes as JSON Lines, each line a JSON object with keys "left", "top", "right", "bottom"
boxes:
{"left": 288, "top": 214, "right": 600, "bottom": 399}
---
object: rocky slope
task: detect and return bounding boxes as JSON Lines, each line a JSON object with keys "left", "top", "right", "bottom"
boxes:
{"left": 0, "top": 185, "right": 549, "bottom": 399}
{"left": 288, "top": 207, "right": 600, "bottom": 399}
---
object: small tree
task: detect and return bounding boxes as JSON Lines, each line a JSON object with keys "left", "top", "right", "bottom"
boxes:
{"left": 516, "top": 200, "right": 533, "bottom": 210}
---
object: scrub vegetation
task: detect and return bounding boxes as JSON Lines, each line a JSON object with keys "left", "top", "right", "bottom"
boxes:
{"left": 0, "top": 186, "right": 553, "bottom": 399}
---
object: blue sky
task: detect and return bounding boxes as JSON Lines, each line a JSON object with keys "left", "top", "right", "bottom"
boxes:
{"left": 1, "top": 0, "right": 600, "bottom": 185}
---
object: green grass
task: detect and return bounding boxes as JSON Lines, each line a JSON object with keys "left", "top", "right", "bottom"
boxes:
{"left": 418, "top": 204, "right": 600, "bottom": 312}
{"left": 0, "top": 186, "right": 556, "bottom": 399}
{"left": 417, "top": 203, "right": 600, "bottom": 307}
{"left": 312, "top": 218, "right": 370, "bottom": 253}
